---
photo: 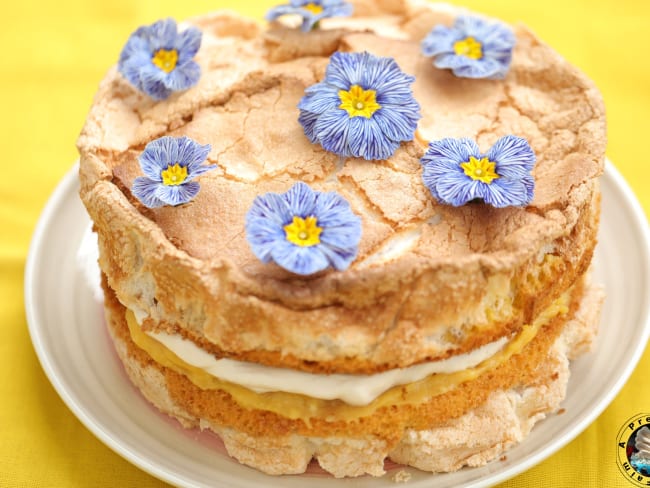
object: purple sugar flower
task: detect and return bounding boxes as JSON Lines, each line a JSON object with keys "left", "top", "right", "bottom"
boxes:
{"left": 118, "top": 18, "right": 202, "bottom": 100}
{"left": 131, "top": 136, "right": 215, "bottom": 208}
{"left": 266, "top": 0, "right": 353, "bottom": 32}
{"left": 421, "top": 135, "right": 536, "bottom": 208}
{"left": 421, "top": 15, "right": 515, "bottom": 79}
{"left": 246, "top": 182, "right": 361, "bottom": 275}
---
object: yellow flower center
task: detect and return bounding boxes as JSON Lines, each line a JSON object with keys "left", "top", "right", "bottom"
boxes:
{"left": 303, "top": 3, "right": 324, "bottom": 14}
{"left": 338, "top": 84, "right": 382, "bottom": 119}
{"left": 284, "top": 216, "right": 322, "bottom": 247}
{"left": 460, "top": 156, "right": 500, "bottom": 184}
{"left": 161, "top": 163, "right": 188, "bottom": 186}
{"left": 453, "top": 36, "right": 483, "bottom": 60}
{"left": 152, "top": 48, "right": 179, "bottom": 73}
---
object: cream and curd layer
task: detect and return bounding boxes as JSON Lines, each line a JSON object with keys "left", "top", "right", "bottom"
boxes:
{"left": 139, "top": 314, "right": 508, "bottom": 406}
{"left": 125, "top": 288, "right": 570, "bottom": 412}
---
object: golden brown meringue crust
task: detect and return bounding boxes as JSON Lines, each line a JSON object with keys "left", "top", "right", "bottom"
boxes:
{"left": 78, "top": 2, "right": 605, "bottom": 373}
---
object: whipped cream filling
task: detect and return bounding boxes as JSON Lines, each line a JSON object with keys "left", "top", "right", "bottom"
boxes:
{"left": 142, "top": 318, "right": 508, "bottom": 406}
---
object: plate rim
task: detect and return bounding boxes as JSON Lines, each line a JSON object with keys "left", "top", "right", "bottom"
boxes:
{"left": 24, "top": 160, "right": 650, "bottom": 488}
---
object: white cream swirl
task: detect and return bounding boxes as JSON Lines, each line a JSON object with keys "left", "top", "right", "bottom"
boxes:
{"left": 146, "top": 326, "right": 508, "bottom": 406}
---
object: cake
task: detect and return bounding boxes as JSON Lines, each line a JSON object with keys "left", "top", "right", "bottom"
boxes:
{"left": 77, "top": 0, "right": 606, "bottom": 478}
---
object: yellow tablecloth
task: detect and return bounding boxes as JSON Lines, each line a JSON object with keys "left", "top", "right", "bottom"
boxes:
{"left": 2, "top": 0, "right": 648, "bottom": 486}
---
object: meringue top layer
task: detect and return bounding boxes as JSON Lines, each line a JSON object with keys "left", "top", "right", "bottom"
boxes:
{"left": 78, "top": 2, "right": 605, "bottom": 282}
{"left": 77, "top": 1, "right": 605, "bottom": 371}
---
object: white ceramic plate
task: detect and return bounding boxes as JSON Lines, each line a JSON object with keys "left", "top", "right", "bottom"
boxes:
{"left": 25, "top": 161, "right": 650, "bottom": 488}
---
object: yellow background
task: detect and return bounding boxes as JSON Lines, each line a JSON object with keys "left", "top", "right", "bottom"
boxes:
{"left": 2, "top": 0, "right": 648, "bottom": 486}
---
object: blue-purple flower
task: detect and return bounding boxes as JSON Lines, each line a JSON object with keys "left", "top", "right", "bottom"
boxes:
{"left": 421, "top": 15, "right": 515, "bottom": 79}
{"left": 132, "top": 136, "right": 216, "bottom": 208}
{"left": 298, "top": 51, "right": 421, "bottom": 161}
{"left": 245, "top": 182, "right": 362, "bottom": 275}
{"left": 420, "top": 135, "right": 536, "bottom": 208}
{"left": 266, "top": 0, "right": 353, "bottom": 32}
{"left": 118, "top": 18, "right": 202, "bottom": 100}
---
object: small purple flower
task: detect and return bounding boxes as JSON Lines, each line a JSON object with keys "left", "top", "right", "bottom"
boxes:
{"left": 298, "top": 51, "right": 421, "bottom": 161}
{"left": 245, "top": 182, "right": 362, "bottom": 275}
{"left": 118, "top": 18, "right": 202, "bottom": 100}
{"left": 266, "top": 0, "right": 353, "bottom": 32}
{"left": 131, "top": 136, "right": 216, "bottom": 208}
{"left": 420, "top": 135, "right": 536, "bottom": 208}
{"left": 421, "top": 15, "right": 515, "bottom": 79}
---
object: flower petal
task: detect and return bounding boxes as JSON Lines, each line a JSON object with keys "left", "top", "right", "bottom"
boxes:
{"left": 186, "top": 163, "right": 217, "bottom": 181}
{"left": 248, "top": 192, "right": 293, "bottom": 228}
{"left": 421, "top": 138, "right": 480, "bottom": 168}
{"left": 319, "top": 221, "right": 362, "bottom": 252}
{"left": 299, "top": 13, "right": 321, "bottom": 32}
{"left": 150, "top": 140, "right": 176, "bottom": 166}
{"left": 317, "top": 243, "right": 358, "bottom": 271}
{"left": 283, "top": 182, "right": 318, "bottom": 217}
{"left": 131, "top": 177, "right": 166, "bottom": 208}
{"left": 454, "top": 16, "right": 487, "bottom": 38}
{"left": 313, "top": 192, "right": 362, "bottom": 248}
{"left": 147, "top": 18, "right": 178, "bottom": 51}
{"left": 139, "top": 137, "right": 177, "bottom": 179}
{"left": 486, "top": 135, "right": 536, "bottom": 179}
{"left": 421, "top": 25, "right": 459, "bottom": 57}
{"left": 483, "top": 178, "right": 529, "bottom": 207}
{"left": 154, "top": 181, "right": 200, "bottom": 206}
{"left": 164, "top": 61, "right": 201, "bottom": 91}
{"left": 313, "top": 108, "right": 352, "bottom": 157}
{"left": 372, "top": 106, "right": 419, "bottom": 143}
{"left": 271, "top": 242, "right": 330, "bottom": 275}
{"left": 119, "top": 55, "right": 151, "bottom": 90}
{"left": 325, "top": 51, "right": 365, "bottom": 89}
{"left": 421, "top": 166, "right": 442, "bottom": 201}
{"left": 359, "top": 56, "right": 401, "bottom": 92}
{"left": 435, "top": 55, "right": 507, "bottom": 79}
{"left": 298, "top": 109, "right": 320, "bottom": 143}
{"left": 434, "top": 172, "right": 485, "bottom": 206}
{"left": 176, "top": 26, "right": 202, "bottom": 63}
{"left": 323, "top": 2, "right": 353, "bottom": 16}
{"left": 174, "top": 137, "right": 212, "bottom": 171}
{"left": 374, "top": 82, "right": 418, "bottom": 106}
{"left": 245, "top": 200, "right": 289, "bottom": 264}
{"left": 347, "top": 116, "right": 398, "bottom": 161}
{"left": 140, "top": 67, "right": 173, "bottom": 100}
{"left": 297, "top": 86, "right": 340, "bottom": 115}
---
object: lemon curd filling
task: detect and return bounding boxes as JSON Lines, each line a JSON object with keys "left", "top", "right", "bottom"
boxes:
{"left": 339, "top": 85, "right": 382, "bottom": 118}
{"left": 125, "top": 291, "right": 570, "bottom": 421}
{"left": 460, "top": 156, "right": 499, "bottom": 184}
{"left": 152, "top": 48, "right": 179, "bottom": 73}
{"left": 453, "top": 36, "right": 483, "bottom": 60}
